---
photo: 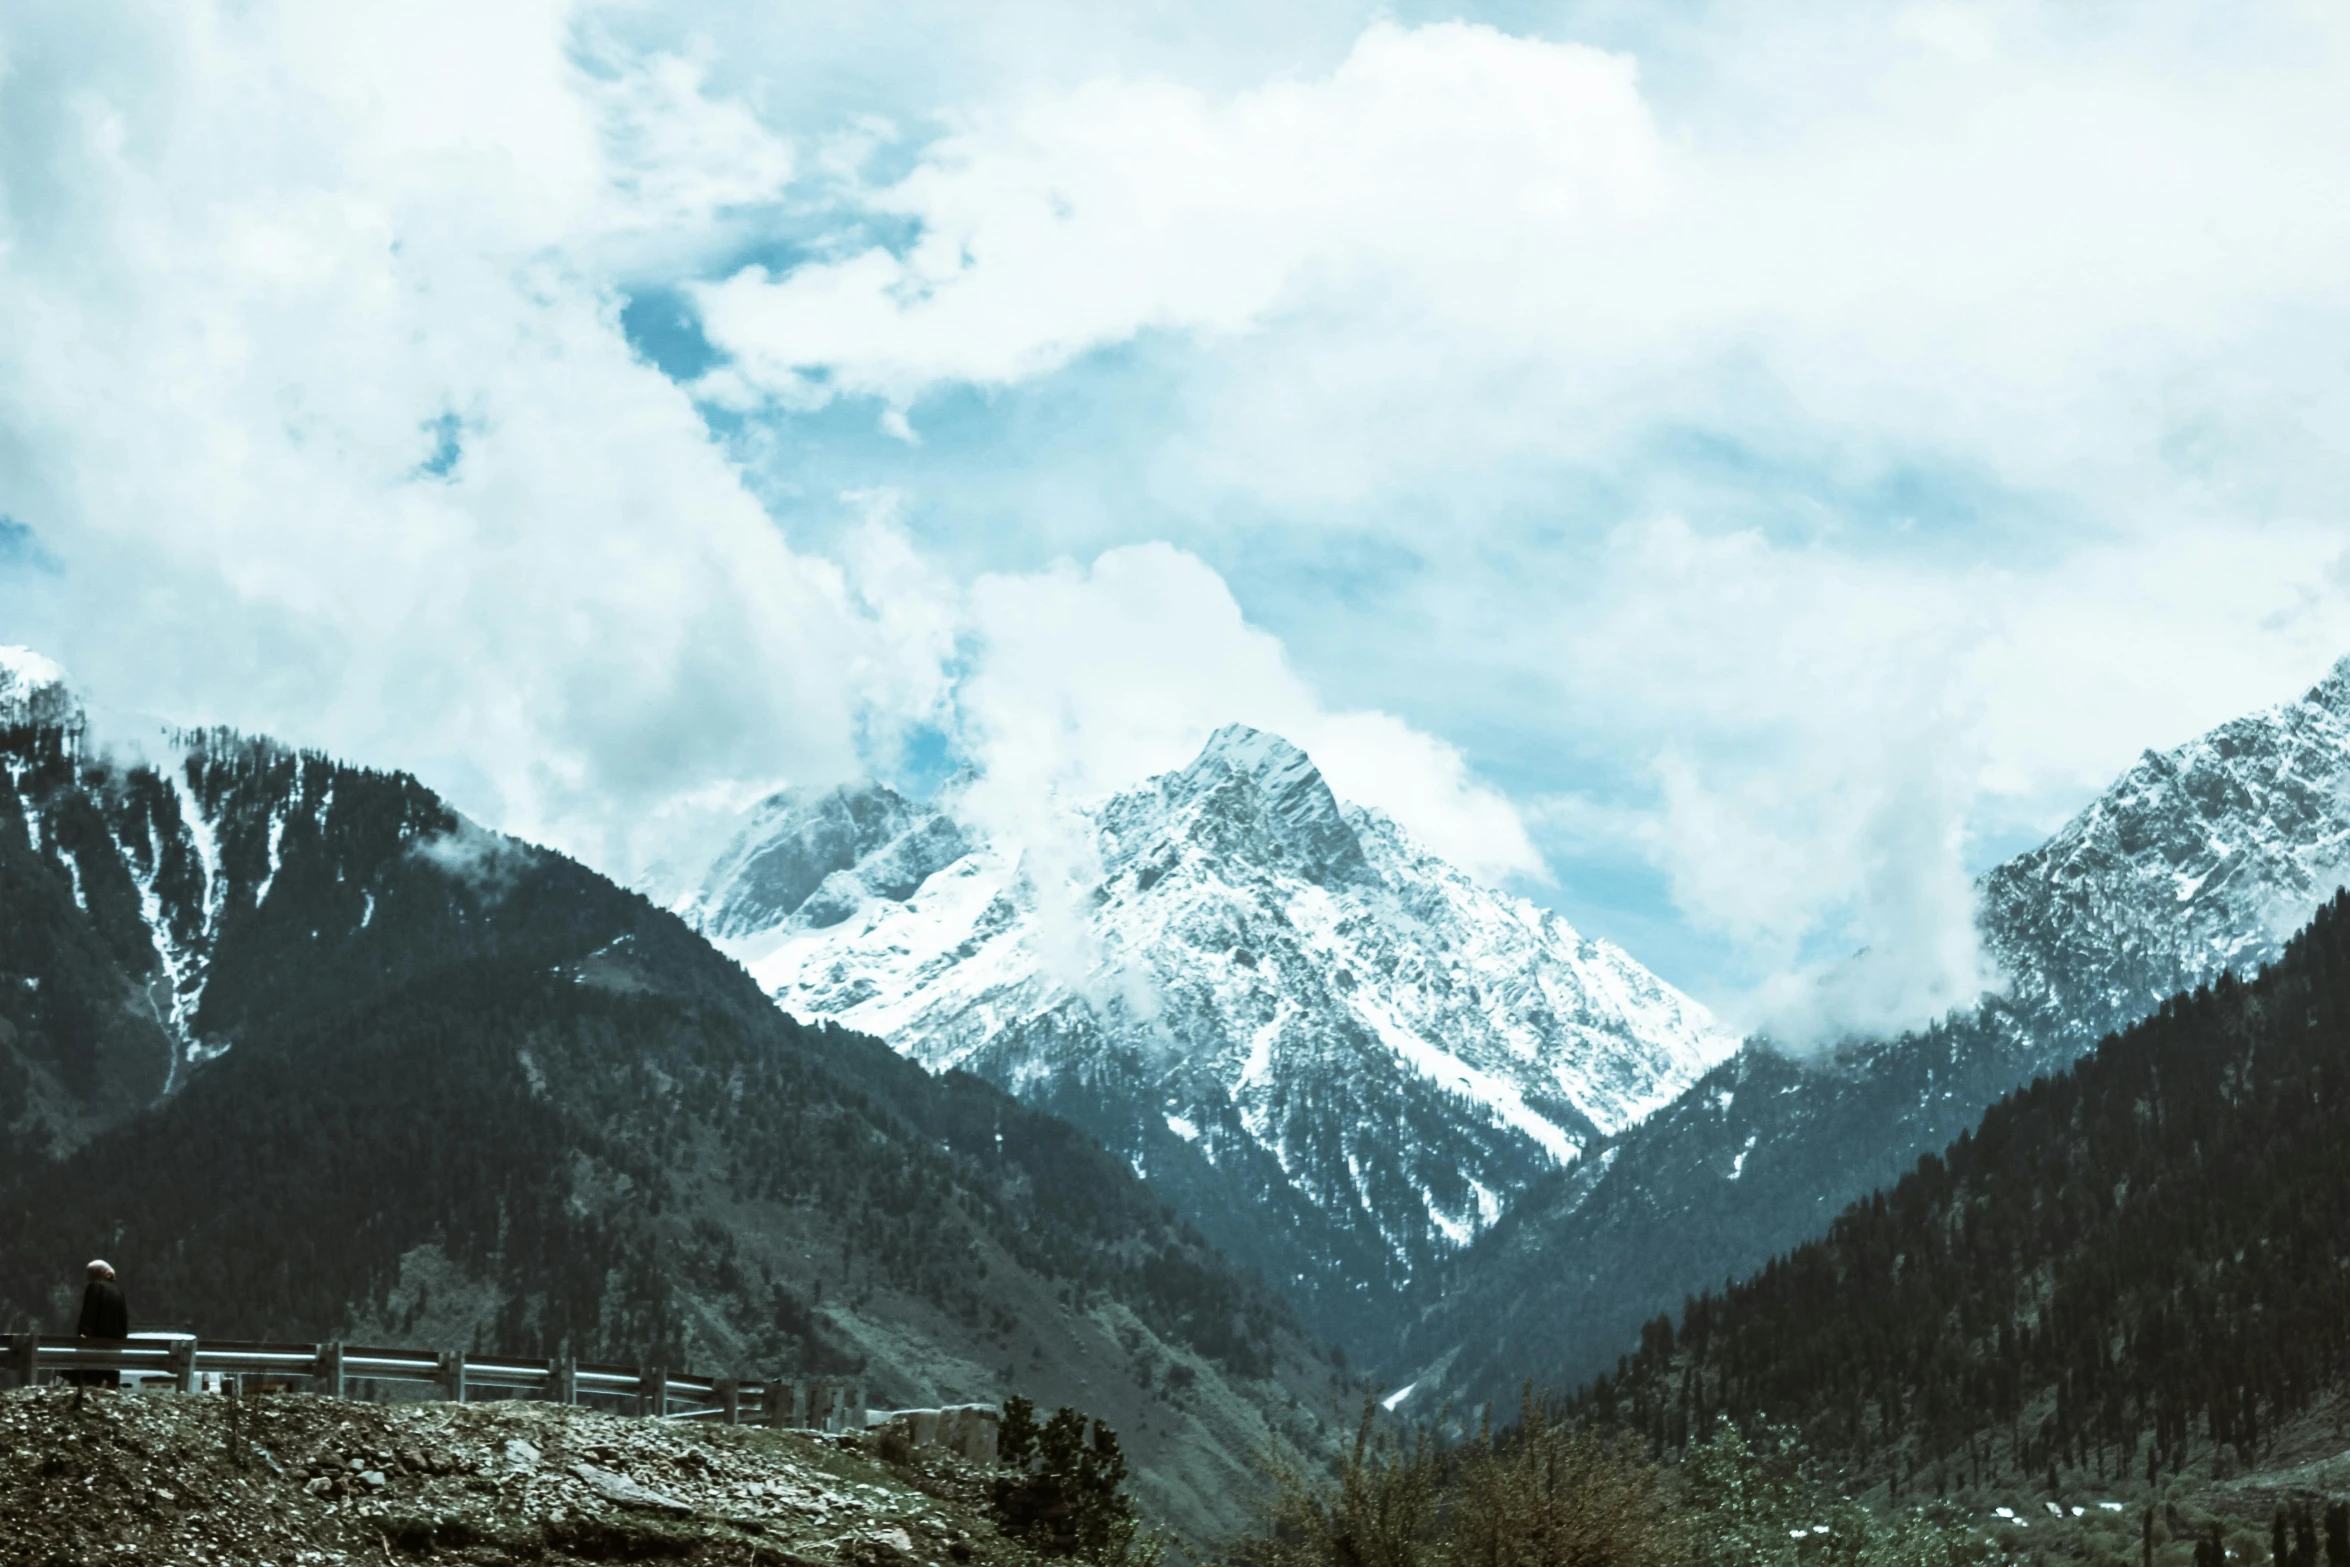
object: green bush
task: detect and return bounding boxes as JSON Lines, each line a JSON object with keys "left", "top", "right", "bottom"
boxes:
{"left": 993, "top": 1395, "right": 1160, "bottom": 1567}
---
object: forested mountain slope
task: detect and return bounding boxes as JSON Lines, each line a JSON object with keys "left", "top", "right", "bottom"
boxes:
{"left": 0, "top": 657, "right": 1338, "bottom": 1541}
{"left": 1, "top": 648, "right": 474, "bottom": 1165}
{"left": 1579, "top": 889, "right": 2350, "bottom": 1499}
{"left": 1397, "top": 656, "right": 2350, "bottom": 1411}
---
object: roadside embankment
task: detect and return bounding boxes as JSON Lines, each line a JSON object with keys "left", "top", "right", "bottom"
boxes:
{"left": 0, "top": 1385, "right": 1018, "bottom": 1565}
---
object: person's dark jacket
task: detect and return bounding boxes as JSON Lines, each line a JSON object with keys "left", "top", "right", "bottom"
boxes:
{"left": 77, "top": 1278, "right": 128, "bottom": 1341}
{"left": 67, "top": 1276, "right": 129, "bottom": 1388}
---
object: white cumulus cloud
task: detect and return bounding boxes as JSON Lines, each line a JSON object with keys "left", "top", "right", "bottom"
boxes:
{"left": 673, "top": 2, "right": 2350, "bottom": 1038}
{"left": 14, "top": 0, "right": 2350, "bottom": 1051}
{"left": 691, "top": 20, "right": 1668, "bottom": 415}
{"left": 0, "top": 0, "right": 876, "bottom": 880}
{"left": 955, "top": 543, "right": 1540, "bottom": 883}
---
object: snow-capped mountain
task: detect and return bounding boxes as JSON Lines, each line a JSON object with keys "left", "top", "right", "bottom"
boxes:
{"left": 681, "top": 781, "right": 973, "bottom": 942}
{"left": 1395, "top": 653, "right": 2350, "bottom": 1411}
{"left": 684, "top": 724, "right": 1736, "bottom": 1348}
{"left": 0, "top": 647, "right": 73, "bottom": 729}
{"left": 1982, "top": 654, "right": 2350, "bottom": 1049}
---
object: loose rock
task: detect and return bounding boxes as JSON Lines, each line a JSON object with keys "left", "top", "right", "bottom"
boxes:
{"left": 571, "top": 1459, "right": 693, "bottom": 1514}
{"left": 0, "top": 1386, "right": 1025, "bottom": 1566}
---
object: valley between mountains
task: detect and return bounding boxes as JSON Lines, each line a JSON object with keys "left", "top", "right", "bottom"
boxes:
{"left": 670, "top": 655, "right": 2350, "bottom": 1409}
{"left": 11, "top": 642, "right": 2350, "bottom": 1559}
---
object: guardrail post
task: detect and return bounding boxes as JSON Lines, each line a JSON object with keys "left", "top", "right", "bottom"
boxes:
{"left": 437, "top": 1350, "right": 466, "bottom": 1405}
{"left": 7, "top": 1334, "right": 35, "bottom": 1390}
{"left": 554, "top": 1355, "right": 578, "bottom": 1406}
{"left": 169, "top": 1337, "right": 198, "bottom": 1395}
{"left": 318, "top": 1342, "right": 344, "bottom": 1399}
{"left": 717, "top": 1378, "right": 739, "bottom": 1426}
{"left": 640, "top": 1366, "right": 667, "bottom": 1420}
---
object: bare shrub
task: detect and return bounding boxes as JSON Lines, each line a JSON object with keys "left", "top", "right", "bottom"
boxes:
{"left": 1444, "top": 1390, "right": 1677, "bottom": 1567}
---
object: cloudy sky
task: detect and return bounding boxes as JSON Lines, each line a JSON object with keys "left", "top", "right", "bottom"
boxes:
{"left": 5, "top": 0, "right": 2350, "bottom": 1040}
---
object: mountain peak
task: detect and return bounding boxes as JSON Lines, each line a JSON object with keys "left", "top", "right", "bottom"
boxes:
{"left": 684, "top": 780, "right": 971, "bottom": 939}
{"left": 702, "top": 717, "right": 1732, "bottom": 1349}
{"left": 1156, "top": 724, "right": 1367, "bottom": 885}
{"left": 1981, "top": 650, "right": 2350, "bottom": 1053}
{"left": 2303, "top": 653, "right": 2350, "bottom": 717}
{"left": 688, "top": 780, "right": 922, "bottom": 937}
{"left": 1188, "top": 722, "right": 1308, "bottom": 774}
{"left": 0, "top": 644, "right": 81, "bottom": 733}
{"left": 0, "top": 644, "right": 66, "bottom": 689}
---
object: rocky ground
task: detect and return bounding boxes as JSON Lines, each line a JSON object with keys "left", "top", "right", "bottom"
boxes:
{"left": 0, "top": 1385, "right": 1022, "bottom": 1566}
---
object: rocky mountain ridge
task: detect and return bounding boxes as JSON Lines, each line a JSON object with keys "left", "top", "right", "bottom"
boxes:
{"left": 681, "top": 725, "right": 1736, "bottom": 1351}
{"left": 1982, "top": 653, "right": 2350, "bottom": 1052}
{"left": 1393, "top": 653, "right": 2350, "bottom": 1413}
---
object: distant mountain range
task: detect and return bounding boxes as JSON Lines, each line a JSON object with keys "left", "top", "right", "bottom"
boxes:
{"left": 20, "top": 627, "right": 2350, "bottom": 1506}
{"left": 676, "top": 724, "right": 1736, "bottom": 1350}
{"left": 0, "top": 653, "right": 1337, "bottom": 1541}
{"left": 1394, "top": 654, "right": 2350, "bottom": 1414}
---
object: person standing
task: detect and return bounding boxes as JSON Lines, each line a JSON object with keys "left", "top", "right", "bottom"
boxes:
{"left": 70, "top": 1259, "right": 128, "bottom": 1389}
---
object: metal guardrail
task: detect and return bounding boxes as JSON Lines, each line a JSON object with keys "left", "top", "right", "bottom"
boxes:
{"left": 2, "top": 1333, "right": 865, "bottom": 1430}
